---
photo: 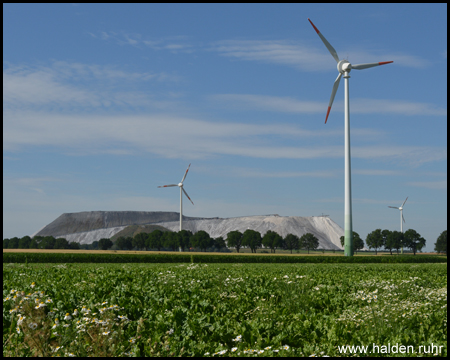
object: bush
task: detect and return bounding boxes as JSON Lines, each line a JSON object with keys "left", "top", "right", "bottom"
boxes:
{"left": 3, "top": 253, "right": 446, "bottom": 264}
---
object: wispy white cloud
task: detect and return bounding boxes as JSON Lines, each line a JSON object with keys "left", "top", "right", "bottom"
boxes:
{"left": 89, "top": 31, "right": 194, "bottom": 53}
{"left": 229, "top": 168, "right": 337, "bottom": 178}
{"left": 350, "top": 98, "right": 446, "bottom": 116}
{"left": 209, "top": 40, "right": 429, "bottom": 71}
{"left": 407, "top": 181, "right": 447, "bottom": 190}
{"left": 88, "top": 32, "right": 428, "bottom": 70}
{"left": 211, "top": 94, "right": 447, "bottom": 116}
{"left": 3, "top": 62, "right": 180, "bottom": 110}
{"left": 3, "top": 110, "right": 446, "bottom": 166}
{"left": 210, "top": 40, "right": 333, "bottom": 71}
{"left": 354, "top": 169, "right": 401, "bottom": 176}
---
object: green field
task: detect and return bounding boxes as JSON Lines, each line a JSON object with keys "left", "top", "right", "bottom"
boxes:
{"left": 3, "top": 262, "right": 447, "bottom": 357}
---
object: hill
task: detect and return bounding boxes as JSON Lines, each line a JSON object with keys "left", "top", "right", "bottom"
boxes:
{"left": 32, "top": 211, "right": 345, "bottom": 249}
{"left": 110, "top": 224, "right": 172, "bottom": 242}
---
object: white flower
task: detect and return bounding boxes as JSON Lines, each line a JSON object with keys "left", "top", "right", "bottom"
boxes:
{"left": 17, "top": 315, "right": 26, "bottom": 325}
{"left": 28, "top": 322, "right": 38, "bottom": 330}
{"left": 231, "top": 347, "right": 238, "bottom": 352}
{"left": 64, "top": 313, "right": 72, "bottom": 320}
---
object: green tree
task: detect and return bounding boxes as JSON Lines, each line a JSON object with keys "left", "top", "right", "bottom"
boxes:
{"left": 133, "top": 233, "right": 148, "bottom": 251}
{"left": 262, "top": 230, "right": 283, "bottom": 253}
{"left": 115, "top": 236, "right": 128, "bottom": 250}
{"left": 29, "top": 238, "right": 38, "bottom": 249}
{"left": 385, "top": 230, "right": 403, "bottom": 255}
{"left": 69, "top": 241, "right": 80, "bottom": 249}
{"left": 147, "top": 230, "right": 164, "bottom": 251}
{"left": 214, "top": 236, "right": 226, "bottom": 251}
{"left": 124, "top": 237, "right": 133, "bottom": 250}
{"left": 18, "top": 236, "right": 32, "bottom": 249}
{"left": 284, "top": 234, "right": 299, "bottom": 254}
{"left": 39, "top": 236, "right": 56, "bottom": 249}
{"left": 404, "top": 229, "right": 426, "bottom": 255}
{"left": 8, "top": 237, "right": 20, "bottom": 249}
{"left": 300, "top": 233, "right": 319, "bottom": 254}
{"left": 54, "top": 238, "right": 69, "bottom": 249}
{"left": 434, "top": 230, "right": 447, "bottom": 255}
{"left": 98, "top": 238, "right": 113, "bottom": 250}
{"left": 3, "top": 238, "right": 10, "bottom": 249}
{"left": 242, "top": 229, "right": 262, "bottom": 253}
{"left": 90, "top": 241, "right": 99, "bottom": 250}
{"left": 226, "top": 231, "right": 243, "bottom": 253}
{"left": 191, "top": 230, "right": 212, "bottom": 252}
{"left": 178, "top": 230, "right": 193, "bottom": 251}
{"left": 381, "top": 230, "right": 393, "bottom": 255}
{"left": 163, "top": 232, "right": 180, "bottom": 251}
{"left": 340, "top": 232, "right": 364, "bottom": 254}
{"left": 365, "top": 229, "right": 384, "bottom": 255}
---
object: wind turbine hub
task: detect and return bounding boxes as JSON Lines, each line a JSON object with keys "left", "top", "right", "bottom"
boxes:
{"left": 178, "top": 183, "right": 183, "bottom": 187}
{"left": 337, "top": 60, "right": 351, "bottom": 74}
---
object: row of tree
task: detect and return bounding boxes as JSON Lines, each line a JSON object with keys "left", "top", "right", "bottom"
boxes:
{"left": 3, "top": 229, "right": 446, "bottom": 255}
{"left": 2, "top": 230, "right": 320, "bottom": 253}
{"left": 106, "top": 229, "right": 320, "bottom": 253}
{"left": 364, "top": 228, "right": 428, "bottom": 255}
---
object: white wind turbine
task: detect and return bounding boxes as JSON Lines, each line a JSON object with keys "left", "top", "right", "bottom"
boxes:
{"left": 388, "top": 196, "right": 408, "bottom": 254}
{"left": 308, "top": 18, "right": 393, "bottom": 256}
{"left": 158, "top": 164, "right": 194, "bottom": 250}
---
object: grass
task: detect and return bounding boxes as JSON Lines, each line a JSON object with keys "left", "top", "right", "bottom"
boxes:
{"left": 3, "top": 262, "right": 447, "bottom": 357}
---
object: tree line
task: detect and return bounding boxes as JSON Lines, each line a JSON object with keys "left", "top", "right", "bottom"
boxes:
{"left": 3, "top": 229, "right": 446, "bottom": 255}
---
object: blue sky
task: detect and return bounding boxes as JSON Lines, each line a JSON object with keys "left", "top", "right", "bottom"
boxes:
{"left": 3, "top": 4, "right": 447, "bottom": 251}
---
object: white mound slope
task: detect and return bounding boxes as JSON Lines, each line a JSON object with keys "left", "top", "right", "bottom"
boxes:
{"left": 54, "top": 214, "right": 344, "bottom": 250}
{"left": 158, "top": 215, "right": 344, "bottom": 250}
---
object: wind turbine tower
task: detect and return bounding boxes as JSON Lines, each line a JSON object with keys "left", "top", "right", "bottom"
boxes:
{"left": 308, "top": 18, "right": 393, "bottom": 256}
{"left": 158, "top": 164, "right": 194, "bottom": 251}
{"left": 388, "top": 196, "right": 408, "bottom": 254}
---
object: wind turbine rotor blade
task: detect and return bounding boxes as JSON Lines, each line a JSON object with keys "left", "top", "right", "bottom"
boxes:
{"left": 182, "top": 188, "right": 194, "bottom": 205}
{"left": 181, "top": 163, "right": 191, "bottom": 183}
{"left": 388, "top": 206, "right": 399, "bottom": 209}
{"left": 158, "top": 184, "right": 178, "bottom": 188}
{"left": 402, "top": 196, "right": 408, "bottom": 207}
{"left": 352, "top": 61, "right": 393, "bottom": 70}
{"left": 308, "top": 18, "right": 340, "bottom": 63}
{"left": 325, "top": 73, "right": 342, "bottom": 124}
{"left": 402, "top": 214, "right": 405, "bottom": 223}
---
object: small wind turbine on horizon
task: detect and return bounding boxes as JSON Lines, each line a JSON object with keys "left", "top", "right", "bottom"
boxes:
{"left": 388, "top": 196, "right": 408, "bottom": 254}
{"left": 158, "top": 164, "right": 194, "bottom": 251}
{"left": 308, "top": 18, "right": 393, "bottom": 256}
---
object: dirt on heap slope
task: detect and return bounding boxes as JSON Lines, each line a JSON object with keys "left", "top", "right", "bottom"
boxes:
{"left": 33, "top": 211, "right": 206, "bottom": 238}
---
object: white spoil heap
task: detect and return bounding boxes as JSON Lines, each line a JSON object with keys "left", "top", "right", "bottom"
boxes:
{"left": 34, "top": 211, "right": 344, "bottom": 249}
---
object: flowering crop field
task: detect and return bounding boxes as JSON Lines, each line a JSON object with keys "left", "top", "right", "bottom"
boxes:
{"left": 3, "top": 262, "right": 447, "bottom": 357}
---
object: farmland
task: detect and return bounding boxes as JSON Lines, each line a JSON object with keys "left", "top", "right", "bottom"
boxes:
{"left": 3, "top": 262, "right": 447, "bottom": 357}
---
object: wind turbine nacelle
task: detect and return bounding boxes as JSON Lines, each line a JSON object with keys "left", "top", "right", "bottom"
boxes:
{"left": 338, "top": 60, "right": 351, "bottom": 74}
{"left": 178, "top": 183, "right": 183, "bottom": 187}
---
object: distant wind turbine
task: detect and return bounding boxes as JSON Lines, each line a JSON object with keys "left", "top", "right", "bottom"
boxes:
{"left": 308, "top": 18, "right": 393, "bottom": 256}
{"left": 158, "top": 164, "right": 194, "bottom": 250}
{"left": 388, "top": 196, "right": 408, "bottom": 254}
